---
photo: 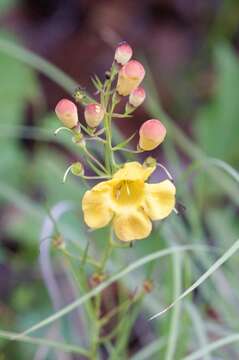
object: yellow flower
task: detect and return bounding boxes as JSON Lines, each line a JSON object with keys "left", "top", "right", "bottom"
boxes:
{"left": 82, "top": 162, "right": 176, "bottom": 242}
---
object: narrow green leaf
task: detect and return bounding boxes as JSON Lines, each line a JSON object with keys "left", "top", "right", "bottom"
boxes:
{"left": 91, "top": 74, "right": 103, "bottom": 91}
{"left": 0, "top": 330, "right": 89, "bottom": 357}
{"left": 165, "top": 252, "right": 182, "bottom": 360}
{"left": 183, "top": 333, "right": 239, "bottom": 360}
{"left": 149, "top": 238, "right": 239, "bottom": 320}
{"left": 186, "top": 302, "right": 211, "bottom": 360}
{"left": 14, "top": 245, "right": 209, "bottom": 339}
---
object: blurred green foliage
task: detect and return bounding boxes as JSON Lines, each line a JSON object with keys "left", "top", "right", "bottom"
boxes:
{"left": 195, "top": 43, "right": 239, "bottom": 166}
{"left": 0, "top": 12, "right": 239, "bottom": 359}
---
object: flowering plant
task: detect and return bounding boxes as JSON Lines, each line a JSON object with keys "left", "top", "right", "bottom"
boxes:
{"left": 54, "top": 42, "right": 176, "bottom": 357}
{"left": 55, "top": 42, "right": 176, "bottom": 243}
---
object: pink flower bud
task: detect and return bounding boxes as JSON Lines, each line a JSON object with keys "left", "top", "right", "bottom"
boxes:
{"left": 129, "top": 87, "right": 146, "bottom": 107}
{"left": 84, "top": 103, "right": 105, "bottom": 128}
{"left": 55, "top": 99, "right": 78, "bottom": 129}
{"left": 116, "top": 60, "right": 145, "bottom": 96}
{"left": 114, "top": 42, "right": 133, "bottom": 65}
{"left": 139, "top": 119, "right": 166, "bottom": 151}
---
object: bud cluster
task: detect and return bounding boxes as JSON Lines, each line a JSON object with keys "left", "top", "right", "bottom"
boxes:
{"left": 54, "top": 41, "right": 168, "bottom": 182}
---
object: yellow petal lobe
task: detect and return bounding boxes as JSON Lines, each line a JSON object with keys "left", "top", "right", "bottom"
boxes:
{"left": 113, "top": 210, "right": 152, "bottom": 242}
{"left": 82, "top": 182, "right": 113, "bottom": 229}
{"left": 113, "top": 162, "right": 155, "bottom": 182}
{"left": 143, "top": 180, "right": 176, "bottom": 220}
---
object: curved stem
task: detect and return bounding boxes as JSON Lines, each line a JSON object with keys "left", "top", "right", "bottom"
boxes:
{"left": 85, "top": 136, "right": 106, "bottom": 144}
{"left": 63, "top": 165, "right": 73, "bottom": 183}
{"left": 61, "top": 248, "right": 101, "bottom": 269}
{"left": 113, "top": 148, "right": 142, "bottom": 154}
{"left": 54, "top": 127, "right": 74, "bottom": 136}
{"left": 83, "top": 146, "right": 109, "bottom": 174}
{"left": 157, "top": 162, "right": 174, "bottom": 181}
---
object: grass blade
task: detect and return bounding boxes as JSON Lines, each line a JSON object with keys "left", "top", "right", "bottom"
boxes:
{"left": 165, "top": 251, "right": 182, "bottom": 360}
{"left": 13, "top": 245, "right": 209, "bottom": 339}
{"left": 183, "top": 333, "right": 239, "bottom": 360}
{"left": 130, "top": 338, "right": 166, "bottom": 360}
{"left": 207, "top": 157, "right": 239, "bottom": 184}
{"left": 186, "top": 302, "right": 211, "bottom": 360}
{"left": 149, "top": 238, "right": 239, "bottom": 320}
{"left": 0, "top": 330, "right": 89, "bottom": 357}
{"left": 0, "top": 37, "right": 77, "bottom": 93}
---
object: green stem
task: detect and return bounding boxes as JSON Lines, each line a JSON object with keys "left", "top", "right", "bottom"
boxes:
{"left": 82, "top": 146, "right": 108, "bottom": 174}
{"left": 91, "top": 295, "right": 101, "bottom": 359}
{"left": 90, "top": 227, "right": 114, "bottom": 358}
{"left": 113, "top": 148, "right": 142, "bottom": 154}
{"left": 62, "top": 251, "right": 96, "bottom": 323}
{"left": 110, "top": 295, "right": 145, "bottom": 360}
{"left": 104, "top": 112, "right": 114, "bottom": 174}
{"left": 102, "top": 65, "right": 118, "bottom": 175}
{"left": 61, "top": 248, "right": 100, "bottom": 269}
{"left": 99, "top": 298, "right": 132, "bottom": 326}
{"left": 100, "top": 227, "right": 114, "bottom": 272}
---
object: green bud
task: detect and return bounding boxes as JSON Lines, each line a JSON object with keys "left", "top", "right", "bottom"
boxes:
{"left": 143, "top": 156, "right": 157, "bottom": 168}
{"left": 72, "top": 132, "right": 84, "bottom": 144}
{"left": 52, "top": 235, "right": 65, "bottom": 250}
{"left": 74, "top": 87, "right": 86, "bottom": 103}
{"left": 71, "top": 162, "right": 84, "bottom": 176}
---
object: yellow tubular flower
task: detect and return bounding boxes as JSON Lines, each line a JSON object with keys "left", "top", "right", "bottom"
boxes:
{"left": 82, "top": 162, "right": 176, "bottom": 242}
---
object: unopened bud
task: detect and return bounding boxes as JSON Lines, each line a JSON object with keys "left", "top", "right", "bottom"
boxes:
{"left": 84, "top": 103, "right": 105, "bottom": 128}
{"left": 143, "top": 280, "right": 153, "bottom": 293}
{"left": 139, "top": 119, "right": 166, "bottom": 151}
{"left": 52, "top": 235, "right": 65, "bottom": 250}
{"left": 72, "top": 131, "right": 84, "bottom": 145}
{"left": 55, "top": 99, "right": 78, "bottom": 129}
{"left": 114, "top": 42, "right": 133, "bottom": 65}
{"left": 117, "top": 60, "right": 145, "bottom": 96}
{"left": 71, "top": 162, "right": 84, "bottom": 176}
{"left": 89, "top": 273, "right": 105, "bottom": 287}
{"left": 143, "top": 156, "right": 157, "bottom": 168}
{"left": 129, "top": 86, "right": 146, "bottom": 107}
{"left": 74, "top": 87, "right": 87, "bottom": 104}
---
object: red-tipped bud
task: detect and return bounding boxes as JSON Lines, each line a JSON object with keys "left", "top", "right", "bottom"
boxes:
{"left": 139, "top": 119, "right": 166, "bottom": 151}
{"left": 84, "top": 103, "right": 105, "bottom": 128}
{"left": 117, "top": 60, "right": 145, "bottom": 96}
{"left": 114, "top": 42, "right": 133, "bottom": 65}
{"left": 55, "top": 99, "right": 78, "bottom": 129}
{"left": 129, "top": 87, "right": 146, "bottom": 107}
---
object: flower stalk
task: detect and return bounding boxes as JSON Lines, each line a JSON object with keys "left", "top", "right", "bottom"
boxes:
{"left": 53, "top": 41, "right": 176, "bottom": 357}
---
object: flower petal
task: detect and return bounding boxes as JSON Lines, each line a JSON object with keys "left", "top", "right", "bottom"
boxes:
{"left": 113, "top": 162, "right": 155, "bottom": 182}
{"left": 113, "top": 210, "right": 152, "bottom": 242}
{"left": 82, "top": 182, "right": 113, "bottom": 229}
{"left": 143, "top": 180, "right": 176, "bottom": 221}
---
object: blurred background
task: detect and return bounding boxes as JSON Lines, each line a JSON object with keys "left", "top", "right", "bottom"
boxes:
{"left": 0, "top": 0, "right": 239, "bottom": 359}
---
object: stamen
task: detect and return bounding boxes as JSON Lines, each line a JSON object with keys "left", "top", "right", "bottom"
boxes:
{"left": 116, "top": 189, "right": 121, "bottom": 200}
{"left": 126, "top": 181, "right": 131, "bottom": 195}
